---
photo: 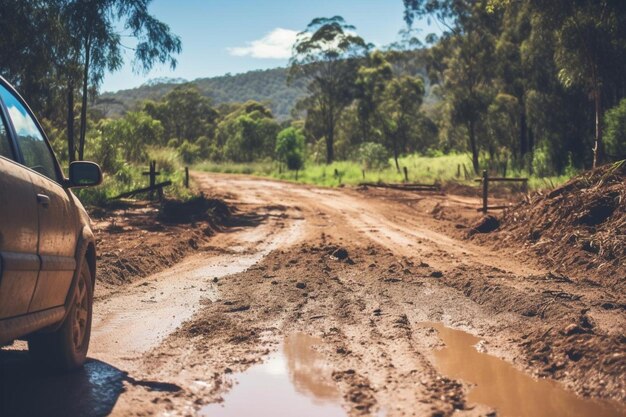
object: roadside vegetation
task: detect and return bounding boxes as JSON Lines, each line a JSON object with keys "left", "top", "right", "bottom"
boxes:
{"left": 195, "top": 153, "right": 573, "bottom": 190}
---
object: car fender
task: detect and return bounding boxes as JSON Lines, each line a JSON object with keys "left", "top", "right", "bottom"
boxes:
{"left": 46, "top": 225, "right": 96, "bottom": 332}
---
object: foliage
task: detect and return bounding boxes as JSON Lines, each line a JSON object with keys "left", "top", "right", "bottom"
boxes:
{"left": 604, "top": 99, "right": 626, "bottom": 160}
{"left": 197, "top": 151, "right": 570, "bottom": 190}
{"left": 356, "top": 142, "right": 390, "bottom": 170}
{"left": 144, "top": 84, "right": 217, "bottom": 143}
{"left": 290, "top": 16, "right": 371, "bottom": 163}
{"left": 96, "top": 67, "right": 308, "bottom": 121}
{"left": 275, "top": 127, "right": 305, "bottom": 171}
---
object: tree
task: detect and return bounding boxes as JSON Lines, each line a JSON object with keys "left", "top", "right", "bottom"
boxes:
{"left": 379, "top": 76, "right": 426, "bottom": 171}
{"left": 102, "top": 111, "right": 164, "bottom": 162}
{"left": 144, "top": 84, "right": 218, "bottom": 143}
{"left": 290, "top": 16, "right": 370, "bottom": 163}
{"left": 355, "top": 51, "right": 393, "bottom": 143}
{"left": 218, "top": 102, "right": 281, "bottom": 162}
{"left": 275, "top": 127, "right": 305, "bottom": 175}
{"left": 404, "top": 0, "right": 498, "bottom": 173}
{"left": 528, "top": 0, "right": 626, "bottom": 167}
{"left": 62, "top": 0, "right": 181, "bottom": 161}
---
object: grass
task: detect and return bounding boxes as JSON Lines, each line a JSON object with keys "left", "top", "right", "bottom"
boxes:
{"left": 195, "top": 153, "right": 574, "bottom": 191}
{"left": 75, "top": 157, "right": 193, "bottom": 206}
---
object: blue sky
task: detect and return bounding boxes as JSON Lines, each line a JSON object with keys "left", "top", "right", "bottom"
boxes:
{"left": 102, "top": 0, "right": 432, "bottom": 93}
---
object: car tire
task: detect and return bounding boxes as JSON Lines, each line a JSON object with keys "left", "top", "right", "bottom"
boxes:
{"left": 28, "top": 258, "right": 93, "bottom": 371}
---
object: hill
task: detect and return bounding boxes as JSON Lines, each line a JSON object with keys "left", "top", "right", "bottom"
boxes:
{"left": 95, "top": 67, "right": 308, "bottom": 121}
{"left": 95, "top": 51, "right": 432, "bottom": 121}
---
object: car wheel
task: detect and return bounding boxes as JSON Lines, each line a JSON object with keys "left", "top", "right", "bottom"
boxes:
{"left": 28, "top": 257, "right": 93, "bottom": 371}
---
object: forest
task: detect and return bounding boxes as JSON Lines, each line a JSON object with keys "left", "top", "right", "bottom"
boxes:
{"left": 0, "top": 0, "right": 625, "bottom": 201}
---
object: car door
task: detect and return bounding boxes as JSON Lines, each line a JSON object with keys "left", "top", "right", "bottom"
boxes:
{"left": 0, "top": 107, "right": 40, "bottom": 319}
{"left": 0, "top": 84, "right": 78, "bottom": 312}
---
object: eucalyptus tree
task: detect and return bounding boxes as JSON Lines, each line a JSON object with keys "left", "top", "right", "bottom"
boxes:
{"left": 405, "top": 1, "right": 499, "bottom": 173}
{"left": 61, "top": 0, "right": 181, "bottom": 161}
{"left": 527, "top": 0, "right": 626, "bottom": 168}
{"left": 379, "top": 76, "right": 426, "bottom": 172}
{"left": 289, "top": 16, "right": 370, "bottom": 163}
{"left": 355, "top": 51, "right": 394, "bottom": 144}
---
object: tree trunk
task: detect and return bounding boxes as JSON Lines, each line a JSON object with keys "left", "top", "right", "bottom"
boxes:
{"left": 325, "top": 132, "right": 334, "bottom": 164}
{"left": 78, "top": 36, "right": 91, "bottom": 161}
{"left": 468, "top": 121, "right": 479, "bottom": 174}
{"left": 326, "top": 113, "right": 334, "bottom": 164}
{"left": 592, "top": 89, "right": 604, "bottom": 168}
{"left": 66, "top": 80, "right": 76, "bottom": 163}
{"left": 393, "top": 140, "right": 400, "bottom": 173}
{"left": 519, "top": 107, "right": 528, "bottom": 160}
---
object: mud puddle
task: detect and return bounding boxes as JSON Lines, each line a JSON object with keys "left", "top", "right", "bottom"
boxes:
{"left": 424, "top": 322, "right": 626, "bottom": 417}
{"left": 199, "top": 333, "right": 345, "bottom": 417}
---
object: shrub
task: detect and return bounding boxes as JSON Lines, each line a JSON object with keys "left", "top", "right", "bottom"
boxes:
{"left": 147, "top": 147, "right": 180, "bottom": 173}
{"left": 178, "top": 140, "right": 201, "bottom": 164}
{"left": 275, "top": 127, "right": 305, "bottom": 172}
{"left": 356, "top": 142, "right": 390, "bottom": 170}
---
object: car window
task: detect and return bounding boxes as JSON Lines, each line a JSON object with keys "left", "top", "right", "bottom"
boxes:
{"left": 0, "top": 84, "right": 58, "bottom": 181}
{"left": 0, "top": 113, "right": 12, "bottom": 159}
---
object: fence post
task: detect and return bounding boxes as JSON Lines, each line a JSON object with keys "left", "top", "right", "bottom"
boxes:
{"left": 184, "top": 167, "right": 189, "bottom": 188}
{"left": 148, "top": 161, "right": 156, "bottom": 200}
{"left": 482, "top": 170, "right": 489, "bottom": 214}
{"left": 362, "top": 169, "right": 365, "bottom": 180}
{"left": 403, "top": 166, "right": 409, "bottom": 183}
{"left": 457, "top": 164, "right": 461, "bottom": 178}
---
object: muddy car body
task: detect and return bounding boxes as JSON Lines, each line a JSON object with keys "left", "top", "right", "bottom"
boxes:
{"left": 0, "top": 76, "right": 101, "bottom": 370}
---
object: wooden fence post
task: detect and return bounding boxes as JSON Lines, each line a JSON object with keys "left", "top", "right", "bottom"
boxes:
{"left": 362, "top": 169, "right": 365, "bottom": 180}
{"left": 403, "top": 166, "right": 409, "bottom": 183}
{"left": 482, "top": 170, "right": 489, "bottom": 214}
{"left": 184, "top": 167, "right": 189, "bottom": 188}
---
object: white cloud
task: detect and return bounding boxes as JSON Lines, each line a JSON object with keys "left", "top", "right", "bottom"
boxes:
{"left": 8, "top": 106, "right": 41, "bottom": 138}
{"left": 228, "top": 28, "right": 298, "bottom": 59}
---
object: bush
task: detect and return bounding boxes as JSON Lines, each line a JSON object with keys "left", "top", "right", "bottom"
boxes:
{"left": 356, "top": 142, "right": 390, "bottom": 170}
{"left": 178, "top": 140, "right": 201, "bottom": 164}
{"left": 147, "top": 147, "right": 180, "bottom": 173}
{"left": 604, "top": 99, "right": 626, "bottom": 160}
{"left": 275, "top": 127, "right": 305, "bottom": 171}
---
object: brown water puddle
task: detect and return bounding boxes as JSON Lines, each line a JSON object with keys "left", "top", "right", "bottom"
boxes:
{"left": 424, "top": 322, "right": 626, "bottom": 417}
{"left": 200, "top": 333, "right": 345, "bottom": 417}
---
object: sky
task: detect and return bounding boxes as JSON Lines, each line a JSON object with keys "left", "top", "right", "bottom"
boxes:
{"left": 101, "top": 0, "right": 433, "bottom": 93}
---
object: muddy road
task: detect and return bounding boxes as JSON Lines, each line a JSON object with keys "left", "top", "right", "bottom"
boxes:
{"left": 1, "top": 173, "right": 624, "bottom": 417}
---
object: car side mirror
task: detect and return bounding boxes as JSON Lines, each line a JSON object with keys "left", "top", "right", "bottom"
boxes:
{"left": 67, "top": 161, "right": 103, "bottom": 188}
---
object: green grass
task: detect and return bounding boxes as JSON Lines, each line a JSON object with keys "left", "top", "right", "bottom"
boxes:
{"left": 75, "top": 160, "right": 193, "bottom": 207}
{"left": 195, "top": 153, "right": 574, "bottom": 191}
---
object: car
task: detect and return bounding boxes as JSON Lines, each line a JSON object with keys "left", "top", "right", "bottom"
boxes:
{"left": 0, "top": 76, "right": 102, "bottom": 370}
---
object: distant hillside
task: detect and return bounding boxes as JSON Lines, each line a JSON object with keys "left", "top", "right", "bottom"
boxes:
{"left": 96, "top": 52, "right": 433, "bottom": 121}
{"left": 96, "top": 67, "right": 308, "bottom": 120}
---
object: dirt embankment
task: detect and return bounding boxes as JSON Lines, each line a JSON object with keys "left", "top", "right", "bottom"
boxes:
{"left": 89, "top": 195, "right": 231, "bottom": 291}
{"left": 469, "top": 161, "right": 625, "bottom": 291}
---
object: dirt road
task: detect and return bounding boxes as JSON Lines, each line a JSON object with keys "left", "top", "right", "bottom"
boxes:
{"left": 1, "top": 173, "right": 624, "bottom": 417}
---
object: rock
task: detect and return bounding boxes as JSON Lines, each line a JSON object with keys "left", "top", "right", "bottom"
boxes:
{"left": 563, "top": 323, "right": 585, "bottom": 336}
{"left": 296, "top": 282, "right": 306, "bottom": 289}
{"left": 470, "top": 215, "right": 500, "bottom": 234}
{"left": 331, "top": 248, "right": 349, "bottom": 260}
{"left": 430, "top": 271, "right": 444, "bottom": 278}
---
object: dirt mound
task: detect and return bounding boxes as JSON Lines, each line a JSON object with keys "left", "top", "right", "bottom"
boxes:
{"left": 468, "top": 215, "right": 500, "bottom": 235}
{"left": 93, "top": 196, "right": 232, "bottom": 287}
{"left": 480, "top": 161, "right": 625, "bottom": 288}
{"left": 159, "top": 194, "right": 231, "bottom": 223}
